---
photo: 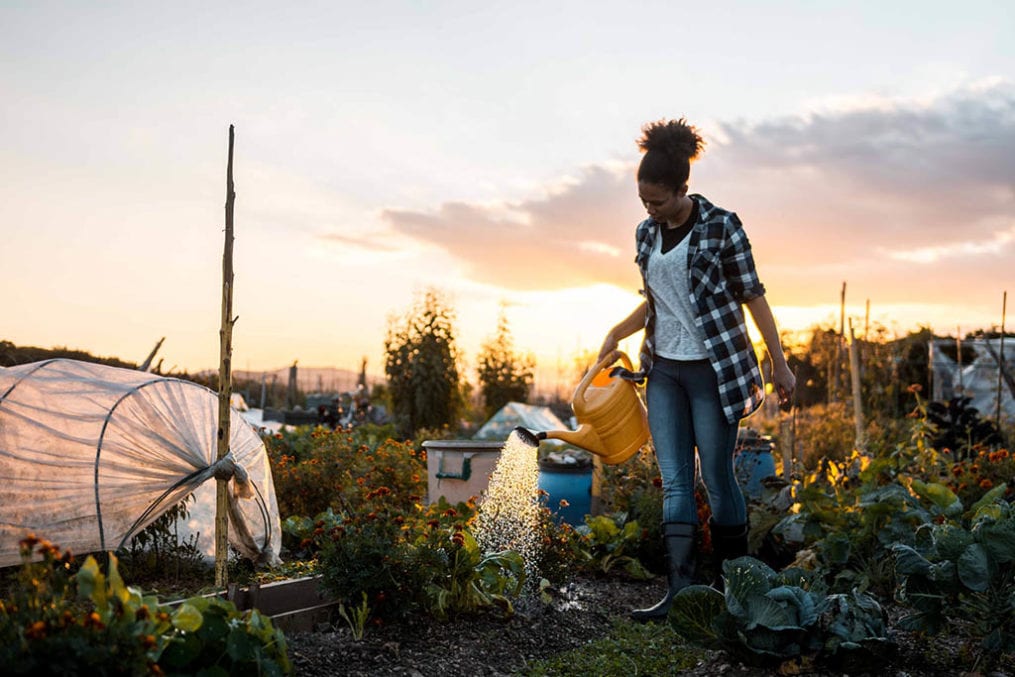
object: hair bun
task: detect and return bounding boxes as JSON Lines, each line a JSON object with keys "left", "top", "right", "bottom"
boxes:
{"left": 637, "top": 118, "right": 705, "bottom": 160}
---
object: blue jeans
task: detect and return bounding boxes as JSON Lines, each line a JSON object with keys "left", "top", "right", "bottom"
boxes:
{"left": 646, "top": 357, "right": 745, "bottom": 526}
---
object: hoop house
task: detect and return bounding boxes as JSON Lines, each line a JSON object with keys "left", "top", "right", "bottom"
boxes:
{"left": 0, "top": 359, "right": 281, "bottom": 568}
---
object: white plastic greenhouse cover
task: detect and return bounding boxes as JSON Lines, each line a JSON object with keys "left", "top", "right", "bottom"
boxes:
{"left": 0, "top": 359, "right": 281, "bottom": 568}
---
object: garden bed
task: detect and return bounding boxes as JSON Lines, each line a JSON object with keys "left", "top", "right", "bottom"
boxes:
{"left": 282, "top": 575, "right": 989, "bottom": 677}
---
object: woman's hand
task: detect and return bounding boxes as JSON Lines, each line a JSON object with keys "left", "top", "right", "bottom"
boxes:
{"left": 771, "top": 361, "right": 796, "bottom": 409}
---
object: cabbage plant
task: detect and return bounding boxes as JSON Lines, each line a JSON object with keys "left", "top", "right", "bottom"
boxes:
{"left": 669, "top": 557, "right": 892, "bottom": 669}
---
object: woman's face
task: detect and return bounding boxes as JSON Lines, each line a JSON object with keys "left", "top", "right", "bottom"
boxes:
{"left": 638, "top": 180, "right": 686, "bottom": 223}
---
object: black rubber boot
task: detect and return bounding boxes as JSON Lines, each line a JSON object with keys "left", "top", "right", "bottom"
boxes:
{"left": 710, "top": 520, "right": 748, "bottom": 592}
{"left": 630, "top": 522, "right": 696, "bottom": 623}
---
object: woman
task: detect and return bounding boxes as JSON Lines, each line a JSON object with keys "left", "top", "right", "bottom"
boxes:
{"left": 598, "top": 118, "right": 795, "bottom": 622}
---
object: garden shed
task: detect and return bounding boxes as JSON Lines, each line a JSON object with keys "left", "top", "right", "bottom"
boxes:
{"left": 0, "top": 359, "right": 281, "bottom": 568}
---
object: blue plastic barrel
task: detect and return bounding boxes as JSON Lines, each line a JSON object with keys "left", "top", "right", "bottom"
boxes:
{"left": 537, "top": 462, "right": 593, "bottom": 526}
{"left": 734, "top": 448, "right": 776, "bottom": 499}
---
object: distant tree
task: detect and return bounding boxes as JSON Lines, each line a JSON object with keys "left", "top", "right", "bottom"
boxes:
{"left": 476, "top": 306, "right": 535, "bottom": 418}
{"left": 384, "top": 289, "right": 462, "bottom": 437}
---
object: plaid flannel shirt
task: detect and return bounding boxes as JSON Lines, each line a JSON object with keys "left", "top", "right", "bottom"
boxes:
{"left": 617, "top": 194, "right": 767, "bottom": 423}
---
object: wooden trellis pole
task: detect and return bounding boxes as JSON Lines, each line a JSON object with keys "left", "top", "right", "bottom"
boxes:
{"left": 848, "top": 319, "right": 865, "bottom": 451}
{"left": 998, "top": 291, "right": 1008, "bottom": 426}
{"left": 215, "top": 125, "right": 237, "bottom": 588}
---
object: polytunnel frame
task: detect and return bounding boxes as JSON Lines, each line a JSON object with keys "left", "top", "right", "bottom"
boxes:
{"left": 0, "top": 358, "right": 275, "bottom": 558}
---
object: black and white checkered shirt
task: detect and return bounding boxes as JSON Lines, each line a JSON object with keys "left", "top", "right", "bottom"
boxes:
{"left": 617, "top": 194, "right": 767, "bottom": 423}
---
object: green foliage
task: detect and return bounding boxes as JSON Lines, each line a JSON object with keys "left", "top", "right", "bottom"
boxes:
{"left": 158, "top": 595, "right": 290, "bottom": 676}
{"left": 476, "top": 306, "right": 535, "bottom": 417}
{"left": 337, "top": 592, "right": 370, "bottom": 640}
{"left": 925, "top": 396, "right": 1005, "bottom": 460}
{"left": 598, "top": 445, "right": 665, "bottom": 570}
{"left": 522, "top": 619, "right": 702, "bottom": 676}
{"left": 669, "top": 557, "right": 891, "bottom": 669}
{"left": 573, "top": 514, "right": 653, "bottom": 580}
{"left": 317, "top": 499, "right": 528, "bottom": 622}
{"left": 116, "top": 497, "right": 209, "bottom": 590}
{"left": 0, "top": 537, "right": 290, "bottom": 675}
{"left": 384, "top": 288, "right": 463, "bottom": 437}
{"left": 892, "top": 500, "right": 1015, "bottom": 658}
{"left": 422, "top": 530, "right": 526, "bottom": 619}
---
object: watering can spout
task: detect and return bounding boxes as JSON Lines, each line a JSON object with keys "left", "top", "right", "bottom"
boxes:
{"left": 541, "top": 424, "right": 605, "bottom": 456}
{"left": 511, "top": 426, "right": 541, "bottom": 448}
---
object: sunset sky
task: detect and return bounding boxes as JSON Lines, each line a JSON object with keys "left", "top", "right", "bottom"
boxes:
{"left": 3, "top": 1, "right": 1013, "bottom": 392}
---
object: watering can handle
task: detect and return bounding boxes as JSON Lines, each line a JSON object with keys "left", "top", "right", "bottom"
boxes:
{"left": 574, "top": 350, "right": 634, "bottom": 407}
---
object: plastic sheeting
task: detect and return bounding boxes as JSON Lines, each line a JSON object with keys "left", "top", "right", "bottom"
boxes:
{"left": 0, "top": 359, "right": 281, "bottom": 568}
{"left": 929, "top": 338, "right": 1015, "bottom": 419}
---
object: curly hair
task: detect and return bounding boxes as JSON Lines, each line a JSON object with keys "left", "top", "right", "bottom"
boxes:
{"left": 636, "top": 118, "right": 705, "bottom": 191}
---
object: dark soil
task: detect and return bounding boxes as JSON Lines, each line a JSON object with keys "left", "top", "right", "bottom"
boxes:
{"left": 283, "top": 575, "right": 1007, "bottom": 676}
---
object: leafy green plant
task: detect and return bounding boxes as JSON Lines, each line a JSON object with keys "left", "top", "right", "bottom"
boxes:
{"left": 422, "top": 530, "right": 526, "bottom": 619}
{"left": 0, "top": 535, "right": 291, "bottom": 675}
{"left": 337, "top": 592, "right": 370, "bottom": 640}
{"left": 892, "top": 498, "right": 1015, "bottom": 660}
{"left": 573, "top": 514, "right": 652, "bottom": 580}
{"left": 669, "top": 557, "right": 892, "bottom": 670}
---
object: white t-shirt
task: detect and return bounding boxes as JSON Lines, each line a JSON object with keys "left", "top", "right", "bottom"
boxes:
{"left": 646, "top": 231, "right": 709, "bottom": 360}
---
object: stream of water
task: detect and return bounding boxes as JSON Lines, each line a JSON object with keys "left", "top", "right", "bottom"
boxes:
{"left": 472, "top": 429, "right": 542, "bottom": 586}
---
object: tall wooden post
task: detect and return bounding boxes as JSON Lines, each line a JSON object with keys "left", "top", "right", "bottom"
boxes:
{"left": 215, "top": 125, "right": 237, "bottom": 588}
{"left": 848, "top": 319, "right": 865, "bottom": 451}
{"left": 997, "top": 291, "right": 1008, "bottom": 426}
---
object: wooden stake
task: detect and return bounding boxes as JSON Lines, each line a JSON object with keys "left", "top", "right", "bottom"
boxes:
{"left": 848, "top": 319, "right": 865, "bottom": 451}
{"left": 215, "top": 125, "right": 237, "bottom": 588}
{"left": 832, "top": 281, "right": 846, "bottom": 402}
{"left": 998, "top": 291, "right": 1008, "bottom": 426}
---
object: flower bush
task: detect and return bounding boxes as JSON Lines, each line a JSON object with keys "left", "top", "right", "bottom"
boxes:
{"left": 0, "top": 536, "right": 290, "bottom": 675}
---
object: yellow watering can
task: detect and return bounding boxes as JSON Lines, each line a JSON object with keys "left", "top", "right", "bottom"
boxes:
{"left": 515, "top": 350, "right": 649, "bottom": 464}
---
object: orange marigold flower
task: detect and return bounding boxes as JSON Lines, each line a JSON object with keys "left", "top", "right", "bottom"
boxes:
{"left": 980, "top": 479, "right": 994, "bottom": 490}
{"left": 140, "top": 634, "right": 158, "bottom": 650}
{"left": 19, "top": 533, "right": 40, "bottom": 550}
{"left": 24, "top": 621, "right": 47, "bottom": 640}
{"left": 951, "top": 464, "right": 964, "bottom": 476}
{"left": 443, "top": 509, "right": 457, "bottom": 518}
{"left": 907, "top": 383, "right": 923, "bottom": 393}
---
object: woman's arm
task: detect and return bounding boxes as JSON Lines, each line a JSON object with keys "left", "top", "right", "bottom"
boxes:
{"left": 597, "top": 301, "right": 648, "bottom": 362}
{"left": 745, "top": 295, "right": 796, "bottom": 406}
